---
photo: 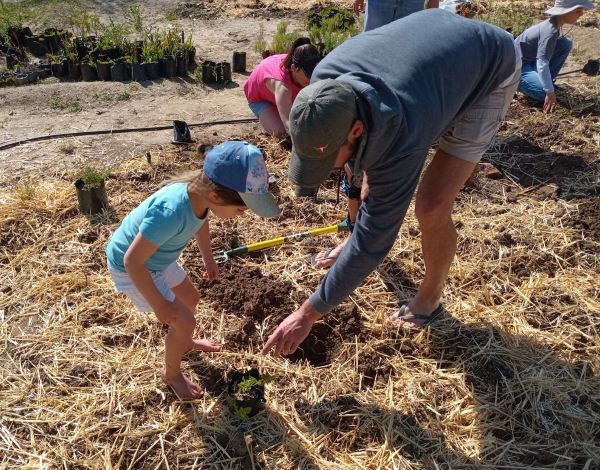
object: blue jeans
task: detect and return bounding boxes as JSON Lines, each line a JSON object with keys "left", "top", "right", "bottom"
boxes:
{"left": 364, "top": 0, "right": 424, "bottom": 31}
{"left": 517, "top": 36, "right": 572, "bottom": 101}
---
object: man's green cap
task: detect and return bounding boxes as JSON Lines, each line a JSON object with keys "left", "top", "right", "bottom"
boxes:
{"left": 288, "top": 79, "right": 357, "bottom": 190}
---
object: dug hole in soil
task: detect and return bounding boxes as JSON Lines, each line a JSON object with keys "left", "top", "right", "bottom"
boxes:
{"left": 195, "top": 263, "right": 364, "bottom": 367}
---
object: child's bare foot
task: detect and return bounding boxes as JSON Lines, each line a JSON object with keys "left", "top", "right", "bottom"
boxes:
{"left": 161, "top": 370, "right": 204, "bottom": 400}
{"left": 191, "top": 339, "right": 221, "bottom": 352}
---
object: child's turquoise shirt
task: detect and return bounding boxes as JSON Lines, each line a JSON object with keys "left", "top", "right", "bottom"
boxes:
{"left": 106, "top": 183, "right": 207, "bottom": 272}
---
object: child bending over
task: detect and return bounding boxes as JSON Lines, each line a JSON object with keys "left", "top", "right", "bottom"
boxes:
{"left": 106, "top": 141, "right": 280, "bottom": 399}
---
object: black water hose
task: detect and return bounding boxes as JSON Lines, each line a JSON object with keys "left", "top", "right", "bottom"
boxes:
{"left": 0, "top": 117, "right": 259, "bottom": 152}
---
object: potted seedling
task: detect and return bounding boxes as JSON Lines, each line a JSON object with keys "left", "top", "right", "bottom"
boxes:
{"left": 110, "top": 56, "right": 131, "bottom": 81}
{"left": 226, "top": 368, "right": 271, "bottom": 421}
{"left": 80, "top": 58, "right": 98, "bottom": 81}
{"left": 74, "top": 165, "right": 110, "bottom": 215}
{"left": 184, "top": 33, "right": 196, "bottom": 65}
{"left": 141, "top": 38, "right": 161, "bottom": 79}
{"left": 61, "top": 41, "right": 80, "bottom": 80}
{"left": 201, "top": 60, "right": 217, "bottom": 83}
{"left": 96, "top": 58, "right": 112, "bottom": 81}
{"left": 159, "top": 30, "right": 179, "bottom": 78}
{"left": 49, "top": 54, "right": 68, "bottom": 77}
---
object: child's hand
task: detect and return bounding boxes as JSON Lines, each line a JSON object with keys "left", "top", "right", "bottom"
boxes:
{"left": 203, "top": 258, "right": 220, "bottom": 281}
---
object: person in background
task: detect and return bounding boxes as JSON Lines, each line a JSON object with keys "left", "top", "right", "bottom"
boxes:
{"left": 106, "top": 141, "right": 280, "bottom": 399}
{"left": 353, "top": 0, "right": 439, "bottom": 31}
{"left": 515, "top": 0, "right": 596, "bottom": 113}
{"left": 244, "top": 38, "right": 321, "bottom": 137}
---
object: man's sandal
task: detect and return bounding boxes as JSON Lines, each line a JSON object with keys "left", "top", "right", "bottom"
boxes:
{"left": 309, "top": 247, "right": 338, "bottom": 267}
{"left": 391, "top": 304, "right": 444, "bottom": 327}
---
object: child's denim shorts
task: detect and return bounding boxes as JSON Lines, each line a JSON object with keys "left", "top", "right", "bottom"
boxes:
{"left": 108, "top": 261, "right": 186, "bottom": 312}
{"left": 247, "top": 100, "right": 272, "bottom": 118}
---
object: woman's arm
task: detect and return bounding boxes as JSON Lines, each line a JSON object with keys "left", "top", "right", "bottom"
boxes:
{"left": 267, "top": 78, "right": 294, "bottom": 133}
{"left": 194, "top": 220, "right": 219, "bottom": 280}
{"left": 123, "top": 234, "right": 177, "bottom": 324}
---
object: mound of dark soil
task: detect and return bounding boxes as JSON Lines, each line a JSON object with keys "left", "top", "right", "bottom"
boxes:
{"left": 196, "top": 263, "right": 364, "bottom": 366}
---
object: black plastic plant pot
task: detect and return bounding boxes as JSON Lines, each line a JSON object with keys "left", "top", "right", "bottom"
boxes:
{"left": 68, "top": 62, "right": 81, "bottom": 80}
{"left": 144, "top": 62, "right": 160, "bottom": 80}
{"left": 110, "top": 62, "right": 131, "bottom": 81}
{"left": 99, "top": 47, "right": 121, "bottom": 60}
{"left": 75, "top": 180, "right": 109, "bottom": 215}
{"left": 226, "top": 368, "right": 266, "bottom": 419}
{"left": 96, "top": 62, "right": 111, "bottom": 81}
{"left": 51, "top": 62, "right": 67, "bottom": 77}
{"left": 8, "top": 26, "right": 32, "bottom": 47}
{"left": 176, "top": 54, "right": 188, "bottom": 77}
{"left": 26, "top": 36, "right": 48, "bottom": 57}
{"left": 80, "top": 63, "right": 98, "bottom": 81}
{"left": 187, "top": 47, "right": 196, "bottom": 65}
{"left": 131, "top": 63, "right": 147, "bottom": 82}
{"left": 219, "top": 62, "right": 232, "bottom": 83}
{"left": 232, "top": 52, "right": 246, "bottom": 73}
{"left": 160, "top": 56, "right": 176, "bottom": 78}
{"left": 201, "top": 60, "right": 216, "bottom": 83}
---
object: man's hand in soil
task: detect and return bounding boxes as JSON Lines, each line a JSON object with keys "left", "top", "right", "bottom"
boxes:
{"left": 262, "top": 301, "right": 322, "bottom": 356}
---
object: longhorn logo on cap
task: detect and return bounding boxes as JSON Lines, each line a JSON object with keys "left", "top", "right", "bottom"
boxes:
{"left": 313, "top": 144, "right": 329, "bottom": 154}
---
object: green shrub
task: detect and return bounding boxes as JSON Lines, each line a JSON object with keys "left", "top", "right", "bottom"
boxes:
{"left": 308, "top": 15, "right": 359, "bottom": 55}
{"left": 66, "top": 11, "right": 101, "bottom": 37}
{"left": 254, "top": 23, "right": 267, "bottom": 54}
{"left": 478, "top": 1, "right": 540, "bottom": 37}
{"left": 269, "top": 21, "right": 301, "bottom": 54}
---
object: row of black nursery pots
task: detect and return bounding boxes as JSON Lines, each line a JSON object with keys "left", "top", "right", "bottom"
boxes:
{"left": 202, "top": 61, "right": 232, "bottom": 84}
{"left": 50, "top": 54, "right": 193, "bottom": 82}
{"left": 5, "top": 27, "right": 70, "bottom": 56}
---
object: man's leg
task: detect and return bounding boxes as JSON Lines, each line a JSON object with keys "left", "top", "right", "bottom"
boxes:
{"left": 393, "top": 60, "right": 520, "bottom": 327}
{"left": 396, "top": 150, "right": 476, "bottom": 324}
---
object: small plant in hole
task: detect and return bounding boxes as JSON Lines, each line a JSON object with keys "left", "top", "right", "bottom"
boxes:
{"left": 226, "top": 369, "right": 272, "bottom": 421}
{"left": 15, "top": 183, "right": 36, "bottom": 201}
{"left": 76, "top": 165, "right": 110, "bottom": 189}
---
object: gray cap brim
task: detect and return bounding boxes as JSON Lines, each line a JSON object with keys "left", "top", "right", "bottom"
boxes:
{"left": 545, "top": 1, "right": 596, "bottom": 15}
{"left": 239, "top": 192, "right": 281, "bottom": 218}
{"left": 288, "top": 145, "right": 339, "bottom": 190}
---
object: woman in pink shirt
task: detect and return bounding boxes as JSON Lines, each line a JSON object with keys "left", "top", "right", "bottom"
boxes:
{"left": 244, "top": 38, "right": 321, "bottom": 137}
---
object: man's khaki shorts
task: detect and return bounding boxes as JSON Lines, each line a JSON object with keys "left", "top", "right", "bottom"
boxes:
{"left": 438, "top": 65, "right": 521, "bottom": 164}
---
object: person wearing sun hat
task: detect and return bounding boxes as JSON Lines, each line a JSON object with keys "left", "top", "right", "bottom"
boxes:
{"left": 515, "top": 0, "right": 597, "bottom": 113}
{"left": 262, "top": 9, "right": 523, "bottom": 357}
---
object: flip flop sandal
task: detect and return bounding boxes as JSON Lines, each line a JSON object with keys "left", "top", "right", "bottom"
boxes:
{"left": 309, "top": 247, "right": 338, "bottom": 267}
{"left": 391, "top": 304, "right": 444, "bottom": 327}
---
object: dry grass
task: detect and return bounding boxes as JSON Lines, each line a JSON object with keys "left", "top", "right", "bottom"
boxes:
{"left": 1, "top": 122, "right": 599, "bottom": 468}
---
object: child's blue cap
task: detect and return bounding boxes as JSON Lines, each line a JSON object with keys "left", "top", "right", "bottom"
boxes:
{"left": 204, "top": 140, "right": 281, "bottom": 218}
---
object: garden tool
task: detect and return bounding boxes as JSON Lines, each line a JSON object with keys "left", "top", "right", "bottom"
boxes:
{"left": 171, "top": 120, "right": 192, "bottom": 144}
{"left": 556, "top": 59, "right": 600, "bottom": 78}
{"left": 213, "top": 219, "right": 351, "bottom": 263}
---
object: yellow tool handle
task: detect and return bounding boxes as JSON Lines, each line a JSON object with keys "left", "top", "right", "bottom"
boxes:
{"left": 244, "top": 224, "right": 341, "bottom": 253}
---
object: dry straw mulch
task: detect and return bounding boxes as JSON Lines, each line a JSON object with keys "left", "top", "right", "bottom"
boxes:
{"left": 1, "top": 121, "right": 599, "bottom": 469}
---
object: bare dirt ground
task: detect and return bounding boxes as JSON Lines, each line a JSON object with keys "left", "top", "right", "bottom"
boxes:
{"left": 1, "top": 1, "right": 600, "bottom": 469}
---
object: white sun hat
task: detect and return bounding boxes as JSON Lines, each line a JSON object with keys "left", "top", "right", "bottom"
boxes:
{"left": 545, "top": 0, "right": 596, "bottom": 16}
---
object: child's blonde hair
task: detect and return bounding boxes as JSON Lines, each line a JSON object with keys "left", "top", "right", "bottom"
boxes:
{"left": 163, "top": 170, "right": 246, "bottom": 207}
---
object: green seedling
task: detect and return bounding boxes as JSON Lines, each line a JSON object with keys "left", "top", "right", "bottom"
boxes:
{"left": 77, "top": 166, "right": 110, "bottom": 188}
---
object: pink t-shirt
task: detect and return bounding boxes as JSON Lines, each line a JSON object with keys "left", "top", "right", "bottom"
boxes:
{"left": 244, "top": 54, "right": 301, "bottom": 104}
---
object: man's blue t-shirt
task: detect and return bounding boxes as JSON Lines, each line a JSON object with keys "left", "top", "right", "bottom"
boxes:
{"left": 106, "top": 183, "right": 207, "bottom": 272}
